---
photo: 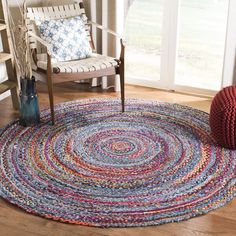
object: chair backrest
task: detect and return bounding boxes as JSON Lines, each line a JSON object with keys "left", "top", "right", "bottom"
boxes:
{"left": 26, "top": 2, "right": 94, "bottom": 53}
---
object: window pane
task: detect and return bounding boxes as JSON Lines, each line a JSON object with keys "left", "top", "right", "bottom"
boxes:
{"left": 176, "top": 0, "right": 229, "bottom": 90}
{"left": 125, "top": 0, "right": 163, "bottom": 81}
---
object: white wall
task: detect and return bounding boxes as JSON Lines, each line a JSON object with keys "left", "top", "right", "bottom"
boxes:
{"left": 222, "top": 0, "right": 236, "bottom": 87}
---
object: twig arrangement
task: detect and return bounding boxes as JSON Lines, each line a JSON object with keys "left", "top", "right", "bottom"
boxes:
{"left": 5, "top": 0, "right": 32, "bottom": 79}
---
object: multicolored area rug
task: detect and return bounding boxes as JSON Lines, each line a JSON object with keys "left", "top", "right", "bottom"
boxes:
{"left": 0, "top": 99, "right": 236, "bottom": 227}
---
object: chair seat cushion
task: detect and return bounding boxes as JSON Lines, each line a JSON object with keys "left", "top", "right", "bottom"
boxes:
{"left": 37, "top": 53, "right": 119, "bottom": 73}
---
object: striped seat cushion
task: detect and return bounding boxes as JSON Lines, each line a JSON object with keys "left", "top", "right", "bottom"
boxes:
{"left": 37, "top": 53, "right": 119, "bottom": 73}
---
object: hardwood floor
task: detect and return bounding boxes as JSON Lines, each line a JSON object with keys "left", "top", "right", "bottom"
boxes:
{"left": 0, "top": 82, "right": 235, "bottom": 236}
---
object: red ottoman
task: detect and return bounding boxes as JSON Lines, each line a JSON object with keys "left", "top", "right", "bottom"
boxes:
{"left": 210, "top": 86, "right": 236, "bottom": 149}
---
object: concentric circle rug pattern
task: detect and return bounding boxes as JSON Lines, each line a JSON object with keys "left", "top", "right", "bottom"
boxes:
{"left": 0, "top": 99, "right": 236, "bottom": 227}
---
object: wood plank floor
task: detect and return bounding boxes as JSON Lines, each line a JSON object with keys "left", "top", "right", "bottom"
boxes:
{"left": 0, "top": 82, "right": 236, "bottom": 236}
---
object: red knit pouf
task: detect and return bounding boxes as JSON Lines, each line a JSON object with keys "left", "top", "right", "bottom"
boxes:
{"left": 210, "top": 86, "right": 236, "bottom": 149}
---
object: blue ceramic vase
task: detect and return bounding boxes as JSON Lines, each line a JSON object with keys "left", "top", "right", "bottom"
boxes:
{"left": 19, "top": 77, "right": 40, "bottom": 127}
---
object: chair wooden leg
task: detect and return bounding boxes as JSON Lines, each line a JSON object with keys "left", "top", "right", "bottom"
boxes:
{"left": 47, "top": 54, "right": 55, "bottom": 125}
{"left": 47, "top": 76, "right": 55, "bottom": 125}
{"left": 119, "top": 38, "right": 125, "bottom": 113}
{"left": 120, "top": 63, "right": 125, "bottom": 112}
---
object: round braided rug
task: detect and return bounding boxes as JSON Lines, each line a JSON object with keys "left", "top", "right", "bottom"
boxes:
{"left": 0, "top": 99, "right": 236, "bottom": 227}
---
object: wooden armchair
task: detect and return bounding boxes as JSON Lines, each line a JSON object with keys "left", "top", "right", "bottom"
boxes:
{"left": 26, "top": 1, "right": 125, "bottom": 125}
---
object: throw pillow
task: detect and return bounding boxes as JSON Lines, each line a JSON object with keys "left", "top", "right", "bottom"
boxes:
{"left": 36, "top": 15, "right": 92, "bottom": 62}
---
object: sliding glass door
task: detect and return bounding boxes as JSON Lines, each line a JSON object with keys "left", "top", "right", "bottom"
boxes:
{"left": 175, "top": 0, "right": 229, "bottom": 91}
{"left": 125, "top": 0, "right": 165, "bottom": 88}
{"left": 124, "top": 0, "right": 232, "bottom": 94}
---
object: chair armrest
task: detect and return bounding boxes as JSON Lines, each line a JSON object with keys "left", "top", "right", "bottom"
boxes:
{"left": 88, "top": 20, "right": 126, "bottom": 60}
{"left": 27, "top": 31, "right": 52, "bottom": 52}
{"left": 88, "top": 20, "right": 124, "bottom": 40}
{"left": 27, "top": 31, "right": 53, "bottom": 73}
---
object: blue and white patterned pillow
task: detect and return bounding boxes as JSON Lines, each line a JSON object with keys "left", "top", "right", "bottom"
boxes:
{"left": 36, "top": 16, "right": 92, "bottom": 62}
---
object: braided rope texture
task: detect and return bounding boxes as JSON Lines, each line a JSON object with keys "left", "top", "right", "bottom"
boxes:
{"left": 210, "top": 86, "right": 236, "bottom": 149}
{"left": 0, "top": 99, "right": 236, "bottom": 227}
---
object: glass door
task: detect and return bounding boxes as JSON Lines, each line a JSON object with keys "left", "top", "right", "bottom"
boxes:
{"left": 123, "top": 0, "right": 233, "bottom": 95}
{"left": 124, "top": 0, "right": 165, "bottom": 88}
{"left": 175, "top": 0, "right": 229, "bottom": 92}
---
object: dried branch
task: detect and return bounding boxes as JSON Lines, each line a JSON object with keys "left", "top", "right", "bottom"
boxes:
{"left": 6, "top": 0, "right": 33, "bottom": 79}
